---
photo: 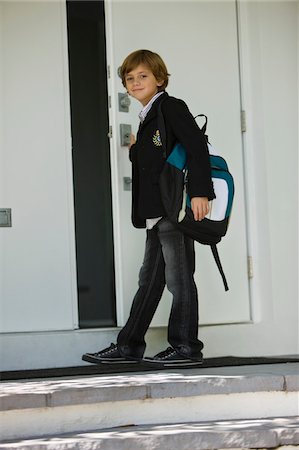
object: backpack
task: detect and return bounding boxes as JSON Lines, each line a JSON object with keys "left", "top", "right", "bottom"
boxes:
{"left": 158, "top": 104, "right": 234, "bottom": 291}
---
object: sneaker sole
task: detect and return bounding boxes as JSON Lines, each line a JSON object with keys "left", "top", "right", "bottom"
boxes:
{"left": 82, "top": 354, "right": 140, "bottom": 365}
{"left": 143, "top": 358, "right": 203, "bottom": 368}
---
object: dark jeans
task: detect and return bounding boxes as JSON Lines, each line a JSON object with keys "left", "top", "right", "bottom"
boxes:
{"left": 117, "top": 218, "right": 203, "bottom": 359}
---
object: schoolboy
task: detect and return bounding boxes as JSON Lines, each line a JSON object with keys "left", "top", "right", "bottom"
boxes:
{"left": 83, "top": 50, "right": 215, "bottom": 367}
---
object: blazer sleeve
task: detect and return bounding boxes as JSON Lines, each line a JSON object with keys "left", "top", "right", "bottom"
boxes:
{"left": 162, "top": 97, "right": 215, "bottom": 200}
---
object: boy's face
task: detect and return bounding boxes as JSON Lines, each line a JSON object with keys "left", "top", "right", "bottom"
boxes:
{"left": 125, "top": 64, "right": 163, "bottom": 106}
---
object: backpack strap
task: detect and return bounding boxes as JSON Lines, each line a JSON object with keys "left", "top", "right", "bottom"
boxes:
{"left": 194, "top": 114, "right": 209, "bottom": 142}
{"left": 194, "top": 114, "right": 208, "bottom": 134}
{"left": 210, "top": 244, "right": 229, "bottom": 291}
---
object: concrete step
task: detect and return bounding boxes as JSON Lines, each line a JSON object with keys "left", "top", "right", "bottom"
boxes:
{"left": 0, "top": 363, "right": 298, "bottom": 442}
{"left": 0, "top": 417, "right": 298, "bottom": 449}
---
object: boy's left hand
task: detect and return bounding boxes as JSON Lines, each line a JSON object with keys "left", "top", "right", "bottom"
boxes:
{"left": 128, "top": 133, "right": 136, "bottom": 149}
{"left": 191, "top": 197, "right": 209, "bottom": 221}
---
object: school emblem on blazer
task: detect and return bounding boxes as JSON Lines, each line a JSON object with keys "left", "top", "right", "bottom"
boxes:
{"left": 152, "top": 130, "right": 162, "bottom": 147}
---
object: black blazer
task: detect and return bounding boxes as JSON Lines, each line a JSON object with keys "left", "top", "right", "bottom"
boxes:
{"left": 129, "top": 92, "right": 215, "bottom": 228}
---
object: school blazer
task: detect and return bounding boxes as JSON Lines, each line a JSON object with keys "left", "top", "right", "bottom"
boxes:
{"left": 129, "top": 92, "right": 215, "bottom": 228}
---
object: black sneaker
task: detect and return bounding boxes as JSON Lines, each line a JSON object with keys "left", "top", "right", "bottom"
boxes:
{"left": 82, "top": 343, "right": 140, "bottom": 364}
{"left": 144, "top": 347, "right": 203, "bottom": 368}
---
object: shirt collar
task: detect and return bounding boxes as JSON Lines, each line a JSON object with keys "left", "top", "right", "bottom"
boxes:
{"left": 138, "top": 91, "right": 164, "bottom": 123}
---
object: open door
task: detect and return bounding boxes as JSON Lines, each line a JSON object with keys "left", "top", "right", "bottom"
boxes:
{"left": 107, "top": 0, "right": 250, "bottom": 327}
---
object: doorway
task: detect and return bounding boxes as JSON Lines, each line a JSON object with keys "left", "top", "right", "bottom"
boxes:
{"left": 66, "top": 0, "right": 116, "bottom": 328}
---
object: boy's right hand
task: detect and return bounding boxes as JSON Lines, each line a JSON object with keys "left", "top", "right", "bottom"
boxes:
{"left": 191, "top": 196, "right": 209, "bottom": 221}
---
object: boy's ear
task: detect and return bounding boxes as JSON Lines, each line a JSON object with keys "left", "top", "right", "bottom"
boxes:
{"left": 157, "top": 79, "right": 164, "bottom": 87}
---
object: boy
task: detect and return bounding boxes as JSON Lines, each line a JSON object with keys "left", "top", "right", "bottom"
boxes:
{"left": 83, "top": 50, "right": 215, "bottom": 367}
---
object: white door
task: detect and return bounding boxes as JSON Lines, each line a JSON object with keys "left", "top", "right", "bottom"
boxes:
{"left": 107, "top": 0, "right": 251, "bottom": 327}
{"left": 0, "top": 1, "right": 77, "bottom": 332}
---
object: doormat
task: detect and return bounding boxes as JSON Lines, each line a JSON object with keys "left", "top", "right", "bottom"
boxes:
{"left": 1, "top": 355, "right": 298, "bottom": 381}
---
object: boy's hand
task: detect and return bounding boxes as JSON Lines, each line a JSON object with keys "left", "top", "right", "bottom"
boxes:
{"left": 129, "top": 133, "right": 136, "bottom": 149}
{"left": 191, "top": 197, "right": 209, "bottom": 221}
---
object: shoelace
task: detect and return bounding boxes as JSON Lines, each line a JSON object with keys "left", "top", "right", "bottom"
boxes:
{"left": 96, "top": 343, "right": 116, "bottom": 356}
{"left": 154, "top": 347, "right": 176, "bottom": 360}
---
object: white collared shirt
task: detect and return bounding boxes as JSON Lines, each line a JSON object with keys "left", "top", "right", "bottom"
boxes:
{"left": 139, "top": 91, "right": 164, "bottom": 123}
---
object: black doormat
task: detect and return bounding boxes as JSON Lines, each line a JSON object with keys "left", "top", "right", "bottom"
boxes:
{"left": 1, "top": 356, "right": 298, "bottom": 381}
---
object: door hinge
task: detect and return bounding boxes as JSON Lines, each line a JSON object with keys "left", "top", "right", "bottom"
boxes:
{"left": 247, "top": 256, "right": 254, "bottom": 279}
{"left": 107, "top": 65, "right": 111, "bottom": 79}
{"left": 107, "top": 125, "right": 113, "bottom": 139}
{"left": 241, "top": 110, "right": 246, "bottom": 133}
{"left": 108, "top": 95, "right": 111, "bottom": 108}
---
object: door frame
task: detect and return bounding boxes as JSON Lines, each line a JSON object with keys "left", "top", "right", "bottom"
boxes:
{"left": 235, "top": 0, "right": 274, "bottom": 323}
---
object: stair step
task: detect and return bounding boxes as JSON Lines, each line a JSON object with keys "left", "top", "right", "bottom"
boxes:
{"left": 1, "top": 363, "right": 298, "bottom": 442}
{"left": 0, "top": 417, "right": 298, "bottom": 449}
